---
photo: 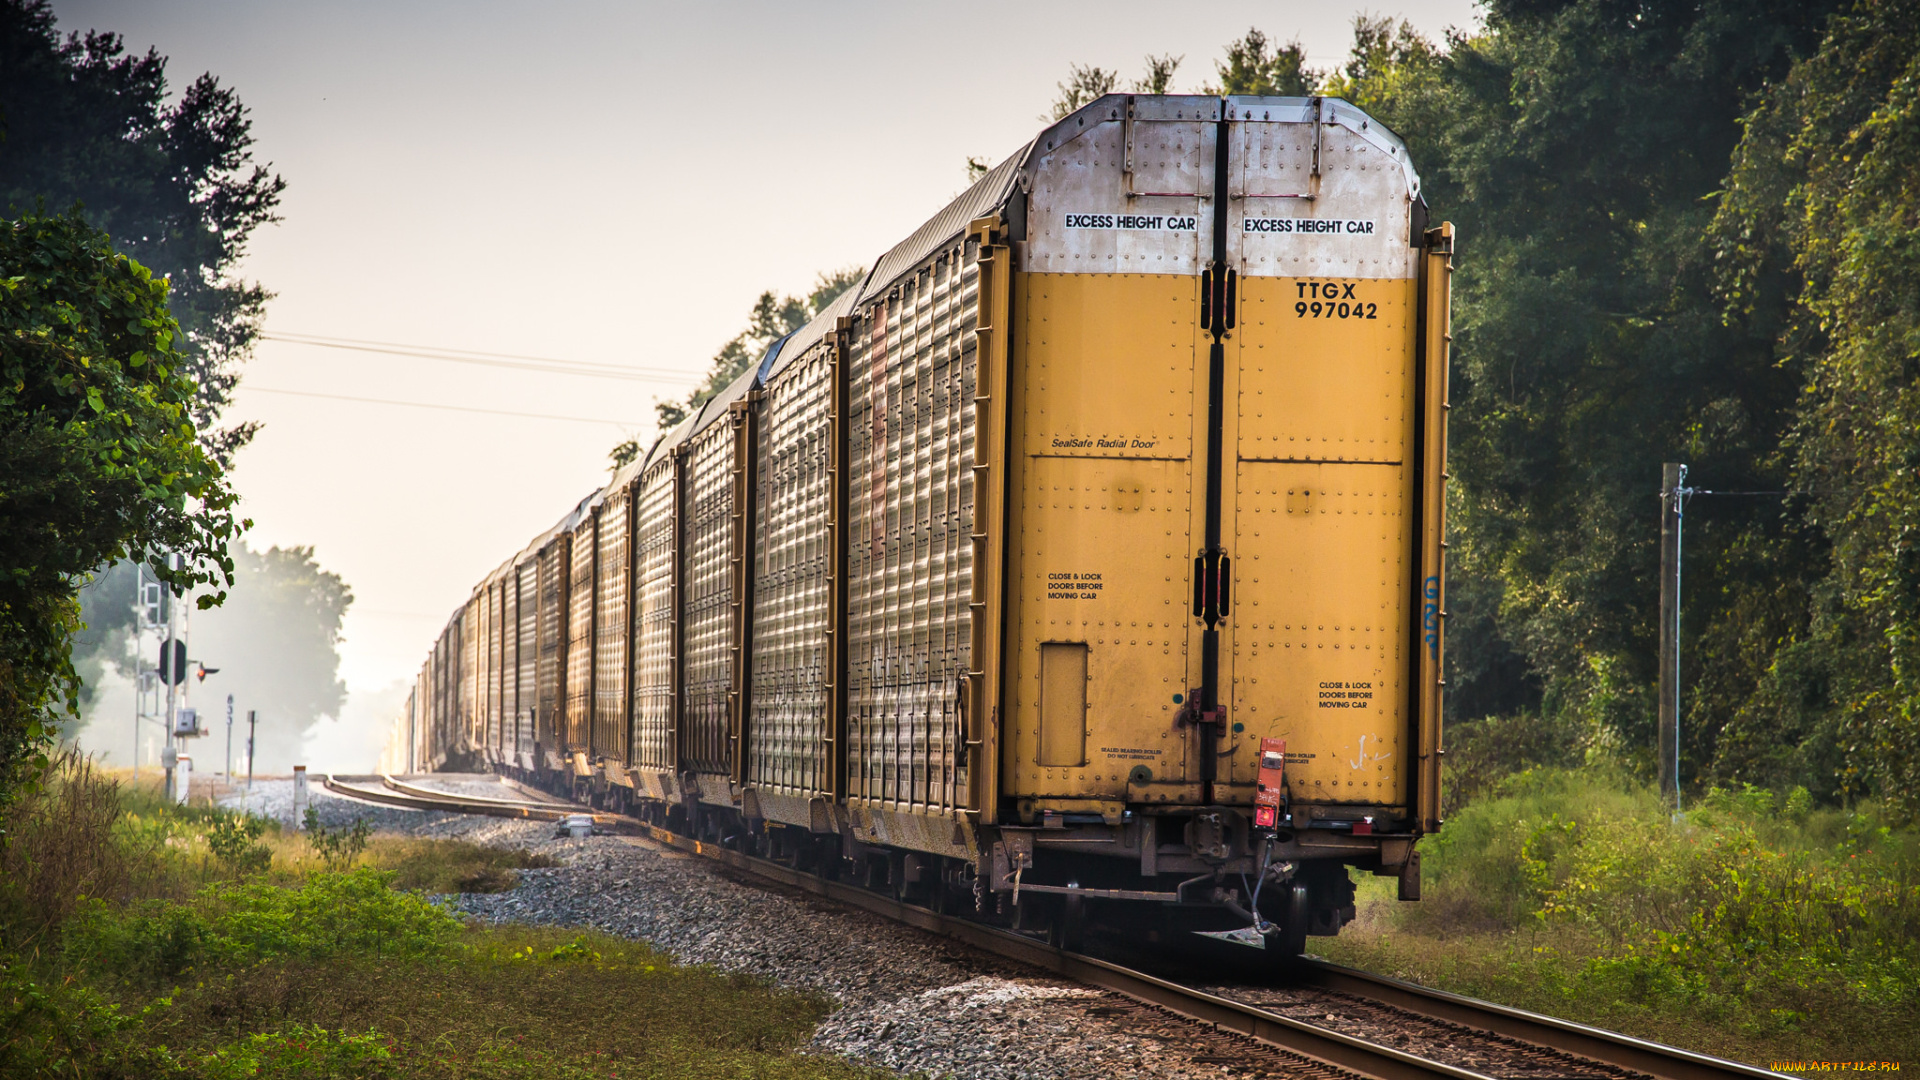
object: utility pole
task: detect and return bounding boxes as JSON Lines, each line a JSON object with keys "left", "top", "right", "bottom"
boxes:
{"left": 1658, "top": 463, "right": 1687, "bottom": 812}
{"left": 246, "top": 709, "right": 258, "bottom": 792}
{"left": 225, "top": 693, "right": 235, "bottom": 783}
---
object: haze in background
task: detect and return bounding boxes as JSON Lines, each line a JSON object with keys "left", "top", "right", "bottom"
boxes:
{"left": 54, "top": 0, "right": 1477, "bottom": 769}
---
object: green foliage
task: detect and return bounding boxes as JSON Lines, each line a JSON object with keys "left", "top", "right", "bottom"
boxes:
{"left": 1327, "top": 768, "right": 1920, "bottom": 1059}
{"left": 1203, "top": 29, "right": 1318, "bottom": 97}
{"left": 8, "top": 782, "right": 875, "bottom": 1078}
{"left": 0, "top": 0, "right": 285, "bottom": 465}
{"left": 643, "top": 267, "right": 864, "bottom": 439}
{"left": 203, "top": 813, "right": 269, "bottom": 877}
{"left": 1420, "top": 769, "right": 1920, "bottom": 1001}
{"left": 187, "top": 1025, "right": 395, "bottom": 1080}
{"left": 68, "top": 868, "right": 463, "bottom": 984}
{"left": 1047, "top": 63, "right": 1119, "bottom": 121}
{"left": 0, "top": 957, "right": 164, "bottom": 1078}
{"left": 376, "top": 837, "right": 556, "bottom": 895}
{"left": 0, "top": 213, "right": 242, "bottom": 796}
{"left": 1712, "top": 0, "right": 1920, "bottom": 813}
{"left": 302, "top": 810, "right": 370, "bottom": 871}
{"left": 0, "top": 752, "right": 165, "bottom": 949}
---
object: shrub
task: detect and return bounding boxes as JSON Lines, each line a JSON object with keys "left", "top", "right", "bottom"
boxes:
{"left": 205, "top": 813, "right": 271, "bottom": 877}
{"left": 67, "top": 868, "right": 462, "bottom": 985}
{"left": 303, "top": 810, "right": 369, "bottom": 871}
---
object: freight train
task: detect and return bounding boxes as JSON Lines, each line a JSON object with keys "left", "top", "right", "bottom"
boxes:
{"left": 386, "top": 94, "right": 1453, "bottom": 956}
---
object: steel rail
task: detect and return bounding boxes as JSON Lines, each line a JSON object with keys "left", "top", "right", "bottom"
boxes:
{"left": 1286, "top": 957, "right": 1774, "bottom": 1080}
{"left": 381, "top": 774, "right": 582, "bottom": 812}
{"left": 319, "top": 777, "right": 1765, "bottom": 1080}
{"left": 319, "top": 774, "right": 637, "bottom": 831}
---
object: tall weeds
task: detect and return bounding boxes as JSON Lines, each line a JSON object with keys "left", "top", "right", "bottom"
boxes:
{"left": 0, "top": 751, "right": 164, "bottom": 951}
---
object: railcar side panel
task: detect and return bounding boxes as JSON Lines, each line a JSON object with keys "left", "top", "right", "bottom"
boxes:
{"left": 536, "top": 536, "right": 567, "bottom": 765}
{"left": 515, "top": 559, "right": 538, "bottom": 766}
{"left": 681, "top": 419, "right": 736, "bottom": 777}
{"left": 632, "top": 456, "right": 677, "bottom": 774}
{"left": 594, "top": 491, "right": 631, "bottom": 768}
{"left": 845, "top": 244, "right": 978, "bottom": 818}
{"left": 485, "top": 576, "right": 503, "bottom": 761}
{"left": 566, "top": 515, "right": 597, "bottom": 756}
{"left": 746, "top": 342, "right": 835, "bottom": 818}
{"left": 460, "top": 598, "right": 479, "bottom": 755}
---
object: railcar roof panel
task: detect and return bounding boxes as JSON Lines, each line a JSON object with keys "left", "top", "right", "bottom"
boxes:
{"left": 856, "top": 145, "right": 1029, "bottom": 306}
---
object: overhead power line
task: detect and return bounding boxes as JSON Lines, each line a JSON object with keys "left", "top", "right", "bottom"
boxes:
{"left": 243, "top": 385, "right": 638, "bottom": 427}
{"left": 261, "top": 332, "right": 696, "bottom": 384}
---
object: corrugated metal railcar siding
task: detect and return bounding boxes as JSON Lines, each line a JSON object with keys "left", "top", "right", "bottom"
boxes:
{"left": 537, "top": 538, "right": 567, "bottom": 758}
{"left": 461, "top": 601, "right": 479, "bottom": 753}
{"left": 682, "top": 422, "right": 735, "bottom": 776}
{"left": 748, "top": 342, "right": 834, "bottom": 798}
{"left": 500, "top": 574, "right": 517, "bottom": 758}
{"left": 433, "top": 631, "right": 447, "bottom": 764}
{"left": 594, "top": 493, "right": 631, "bottom": 763}
{"left": 566, "top": 517, "right": 597, "bottom": 754}
{"left": 516, "top": 560, "right": 538, "bottom": 758}
{"left": 632, "top": 456, "right": 677, "bottom": 771}
{"left": 846, "top": 243, "right": 979, "bottom": 812}
{"left": 485, "top": 580, "right": 503, "bottom": 758}
{"left": 430, "top": 636, "right": 446, "bottom": 767}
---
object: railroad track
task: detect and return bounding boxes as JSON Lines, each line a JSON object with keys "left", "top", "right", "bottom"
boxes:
{"left": 322, "top": 773, "right": 638, "bottom": 831}
{"left": 325, "top": 775, "right": 1772, "bottom": 1080}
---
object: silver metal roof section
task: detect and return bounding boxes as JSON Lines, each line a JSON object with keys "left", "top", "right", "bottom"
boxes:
{"left": 856, "top": 146, "right": 1030, "bottom": 305}
{"left": 1225, "top": 95, "right": 1421, "bottom": 199}
{"left": 768, "top": 285, "right": 859, "bottom": 378}
{"left": 691, "top": 359, "right": 758, "bottom": 436}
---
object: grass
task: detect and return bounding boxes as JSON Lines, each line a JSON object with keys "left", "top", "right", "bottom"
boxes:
{"left": 1310, "top": 767, "right": 1920, "bottom": 1072}
{"left": 0, "top": 756, "right": 878, "bottom": 1080}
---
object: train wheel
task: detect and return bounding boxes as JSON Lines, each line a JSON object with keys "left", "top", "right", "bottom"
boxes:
{"left": 1266, "top": 884, "right": 1310, "bottom": 958}
{"left": 1050, "top": 892, "right": 1087, "bottom": 952}
{"left": 929, "top": 860, "right": 950, "bottom": 914}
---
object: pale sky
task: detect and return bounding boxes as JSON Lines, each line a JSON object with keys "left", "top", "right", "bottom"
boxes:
{"left": 55, "top": 0, "right": 1480, "bottom": 763}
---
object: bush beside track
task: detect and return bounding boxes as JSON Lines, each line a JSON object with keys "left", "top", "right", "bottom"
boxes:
{"left": 1312, "top": 766, "right": 1920, "bottom": 1072}
{"left": 0, "top": 755, "right": 885, "bottom": 1080}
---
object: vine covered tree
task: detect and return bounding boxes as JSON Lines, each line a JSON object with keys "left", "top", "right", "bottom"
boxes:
{"left": 0, "top": 213, "right": 243, "bottom": 794}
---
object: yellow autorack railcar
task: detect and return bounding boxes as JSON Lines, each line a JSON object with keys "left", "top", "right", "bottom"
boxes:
{"left": 397, "top": 94, "right": 1451, "bottom": 956}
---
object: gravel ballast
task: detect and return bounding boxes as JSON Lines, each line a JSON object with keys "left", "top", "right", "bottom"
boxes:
{"left": 225, "top": 777, "right": 1288, "bottom": 1079}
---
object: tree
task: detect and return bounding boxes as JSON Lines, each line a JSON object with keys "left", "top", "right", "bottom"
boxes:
{"left": 1714, "top": 0, "right": 1920, "bottom": 810}
{"left": 0, "top": 212, "right": 242, "bottom": 794}
{"left": 1133, "top": 54, "right": 1183, "bottom": 95}
{"left": 1047, "top": 64, "right": 1119, "bottom": 122}
{"left": 1204, "top": 29, "right": 1319, "bottom": 97}
{"left": 1318, "top": 16, "right": 1444, "bottom": 122}
{"left": 623, "top": 268, "right": 864, "bottom": 466}
{"left": 0, "top": 0, "right": 284, "bottom": 466}
{"left": 174, "top": 544, "right": 351, "bottom": 772}
{"left": 1400, "top": 0, "right": 1837, "bottom": 788}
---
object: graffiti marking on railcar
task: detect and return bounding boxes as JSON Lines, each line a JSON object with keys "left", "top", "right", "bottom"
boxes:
{"left": 1350, "top": 734, "right": 1393, "bottom": 768}
{"left": 1047, "top": 571, "right": 1104, "bottom": 600}
{"left": 1317, "top": 680, "right": 1374, "bottom": 709}
{"left": 1065, "top": 212, "right": 1199, "bottom": 232}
